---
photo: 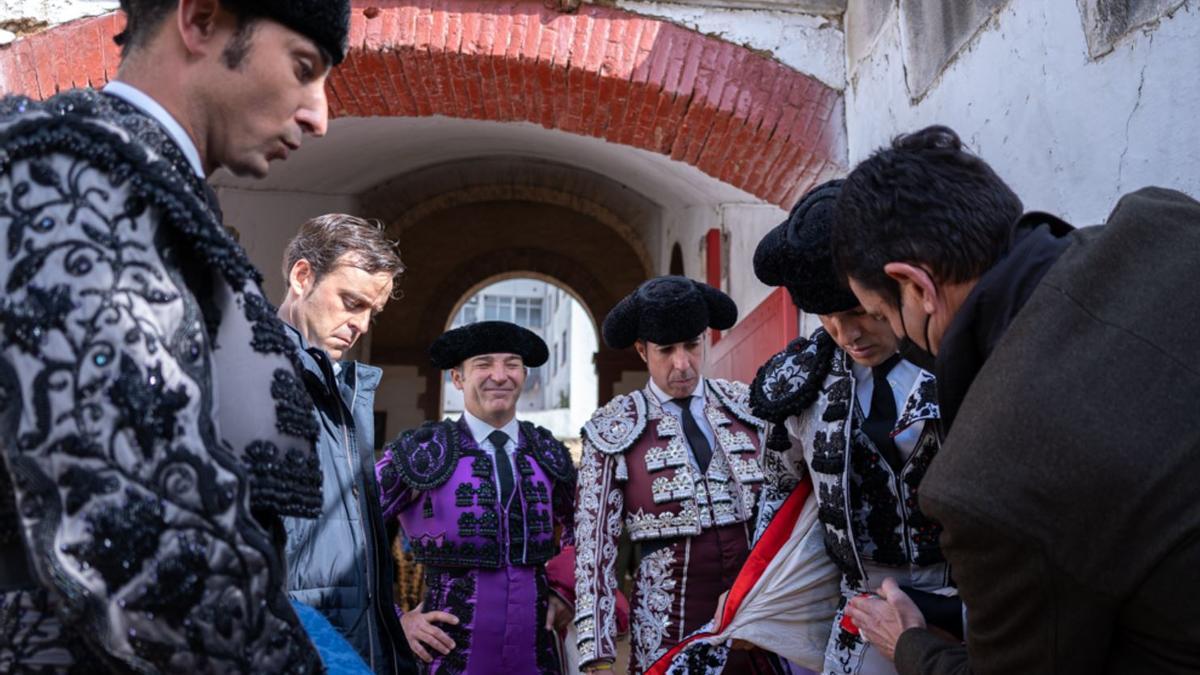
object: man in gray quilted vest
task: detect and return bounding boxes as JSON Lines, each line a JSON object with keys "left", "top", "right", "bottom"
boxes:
{"left": 278, "top": 214, "right": 414, "bottom": 674}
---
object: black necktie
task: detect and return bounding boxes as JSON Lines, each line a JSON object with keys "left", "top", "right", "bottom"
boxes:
{"left": 487, "top": 430, "right": 514, "bottom": 506}
{"left": 862, "top": 354, "right": 903, "bottom": 472}
{"left": 671, "top": 397, "right": 713, "bottom": 473}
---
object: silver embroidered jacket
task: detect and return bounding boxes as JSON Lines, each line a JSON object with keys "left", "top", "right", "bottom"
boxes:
{"left": 573, "top": 378, "right": 766, "bottom": 671}
{"left": 0, "top": 91, "right": 323, "bottom": 673}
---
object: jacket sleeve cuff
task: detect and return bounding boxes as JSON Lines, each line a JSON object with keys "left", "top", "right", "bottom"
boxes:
{"left": 894, "top": 627, "right": 960, "bottom": 675}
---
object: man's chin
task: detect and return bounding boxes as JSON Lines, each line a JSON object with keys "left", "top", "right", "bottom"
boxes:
{"left": 483, "top": 398, "right": 517, "bottom": 415}
{"left": 225, "top": 158, "right": 270, "bottom": 179}
{"left": 666, "top": 383, "right": 695, "bottom": 398}
{"left": 845, "top": 346, "right": 882, "bottom": 366}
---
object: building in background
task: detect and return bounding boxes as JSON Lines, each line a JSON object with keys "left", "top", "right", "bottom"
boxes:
{"left": 442, "top": 279, "right": 599, "bottom": 444}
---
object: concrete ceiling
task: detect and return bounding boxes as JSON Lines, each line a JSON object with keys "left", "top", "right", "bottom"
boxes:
{"left": 211, "top": 116, "right": 765, "bottom": 210}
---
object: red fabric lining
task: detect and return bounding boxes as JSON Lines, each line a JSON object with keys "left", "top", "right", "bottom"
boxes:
{"left": 645, "top": 476, "right": 813, "bottom": 675}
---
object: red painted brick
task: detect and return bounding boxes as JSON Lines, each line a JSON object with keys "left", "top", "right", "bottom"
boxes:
{"left": 395, "top": 49, "right": 431, "bottom": 117}
{"left": 446, "top": 49, "right": 472, "bottom": 119}
{"left": 364, "top": 8, "right": 384, "bottom": 49}
{"left": 522, "top": 10, "right": 544, "bottom": 58}
{"left": 430, "top": 5, "right": 449, "bottom": 52}
{"left": 648, "top": 94, "right": 678, "bottom": 154}
{"left": 325, "top": 69, "right": 350, "bottom": 117}
{"left": 557, "top": 14, "right": 581, "bottom": 69}
{"left": 720, "top": 122, "right": 758, "bottom": 186}
{"left": 381, "top": 52, "right": 417, "bottom": 116}
{"left": 82, "top": 20, "right": 108, "bottom": 86}
{"left": 0, "top": 55, "right": 15, "bottom": 97}
{"left": 350, "top": 8, "right": 369, "bottom": 50}
{"left": 460, "top": 10, "right": 482, "bottom": 55}
{"left": 505, "top": 57, "right": 527, "bottom": 122}
{"left": 761, "top": 140, "right": 808, "bottom": 205}
{"left": 414, "top": 5, "right": 434, "bottom": 49}
{"left": 2, "top": 1, "right": 845, "bottom": 208}
{"left": 398, "top": 5, "right": 418, "bottom": 45}
{"left": 29, "top": 33, "right": 61, "bottom": 98}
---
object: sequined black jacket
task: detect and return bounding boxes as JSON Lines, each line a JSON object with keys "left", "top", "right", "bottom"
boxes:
{"left": 750, "top": 328, "right": 945, "bottom": 589}
{"left": 0, "top": 90, "right": 324, "bottom": 673}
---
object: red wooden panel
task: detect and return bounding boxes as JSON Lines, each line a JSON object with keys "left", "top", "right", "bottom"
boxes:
{"left": 706, "top": 287, "right": 798, "bottom": 384}
{"left": 706, "top": 227, "right": 723, "bottom": 344}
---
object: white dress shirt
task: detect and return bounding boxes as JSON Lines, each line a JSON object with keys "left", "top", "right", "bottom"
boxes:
{"left": 102, "top": 80, "right": 205, "bottom": 178}
{"left": 851, "top": 358, "right": 924, "bottom": 463}
{"left": 647, "top": 376, "right": 717, "bottom": 452}
{"left": 462, "top": 410, "right": 520, "bottom": 499}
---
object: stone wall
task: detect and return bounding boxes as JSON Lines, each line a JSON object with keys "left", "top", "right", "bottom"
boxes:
{"left": 845, "top": 0, "right": 1199, "bottom": 225}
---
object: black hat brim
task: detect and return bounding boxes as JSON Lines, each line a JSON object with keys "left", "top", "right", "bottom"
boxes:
{"left": 602, "top": 276, "right": 737, "bottom": 349}
{"left": 429, "top": 321, "right": 549, "bottom": 369}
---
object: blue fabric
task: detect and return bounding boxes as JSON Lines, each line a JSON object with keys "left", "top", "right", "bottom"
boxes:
{"left": 293, "top": 600, "right": 374, "bottom": 675}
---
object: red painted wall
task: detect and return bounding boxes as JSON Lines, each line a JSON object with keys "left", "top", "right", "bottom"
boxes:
{"left": 706, "top": 288, "right": 798, "bottom": 384}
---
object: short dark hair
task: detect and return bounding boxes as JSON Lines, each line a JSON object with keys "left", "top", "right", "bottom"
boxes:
{"left": 114, "top": 0, "right": 262, "bottom": 68}
{"left": 831, "top": 125, "right": 1024, "bottom": 308}
{"left": 114, "top": 0, "right": 175, "bottom": 56}
{"left": 283, "top": 214, "right": 405, "bottom": 293}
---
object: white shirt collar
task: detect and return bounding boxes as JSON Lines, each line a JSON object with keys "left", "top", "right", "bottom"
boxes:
{"left": 102, "top": 80, "right": 205, "bottom": 178}
{"left": 462, "top": 410, "right": 520, "bottom": 450}
{"left": 647, "top": 376, "right": 706, "bottom": 406}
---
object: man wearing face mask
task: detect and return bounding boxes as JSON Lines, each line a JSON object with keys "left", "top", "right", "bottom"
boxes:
{"left": 832, "top": 126, "right": 1200, "bottom": 673}
{"left": 376, "top": 321, "right": 577, "bottom": 674}
{"left": 277, "top": 214, "right": 414, "bottom": 674}
{"left": 746, "top": 180, "right": 956, "bottom": 675}
{"left": 573, "top": 276, "right": 769, "bottom": 674}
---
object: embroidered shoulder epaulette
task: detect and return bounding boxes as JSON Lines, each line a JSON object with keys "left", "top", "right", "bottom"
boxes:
{"left": 0, "top": 90, "right": 260, "bottom": 290}
{"left": 582, "top": 390, "right": 649, "bottom": 455}
{"left": 706, "top": 377, "right": 763, "bottom": 429}
{"left": 521, "top": 421, "right": 577, "bottom": 484}
{"left": 749, "top": 327, "right": 838, "bottom": 424}
{"left": 383, "top": 419, "right": 462, "bottom": 491}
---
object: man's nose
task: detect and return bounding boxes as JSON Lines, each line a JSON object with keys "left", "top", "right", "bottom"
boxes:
{"left": 347, "top": 312, "right": 368, "bottom": 337}
{"left": 297, "top": 86, "right": 329, "bottom": 137}
{"left": 672, "top": 350, "right": 691, "bottom": 370}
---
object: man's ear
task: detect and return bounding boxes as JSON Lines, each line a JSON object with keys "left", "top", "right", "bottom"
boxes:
{"left": 883, "top": 262, "right": 938, "bottom": 314}
{"left": 450, "top": 367, "right": 465, "bottom": 392}
{"left": 176, "top": 0, "right": 225, "bottom": 57}
{"left": 288, "top": 259, "right": 314, "bottom": 297}
{"left": 633, "top": 340, "right": 648, "bottom": 364}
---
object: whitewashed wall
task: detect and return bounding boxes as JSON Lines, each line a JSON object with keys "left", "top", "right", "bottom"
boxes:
{"left": 845, "top": 1, "right": 1200, "bottom": 226}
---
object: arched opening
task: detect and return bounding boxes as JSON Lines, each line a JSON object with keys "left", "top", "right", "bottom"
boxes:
{"left": 439, "top": 275, "right": 600, "bottom": 454}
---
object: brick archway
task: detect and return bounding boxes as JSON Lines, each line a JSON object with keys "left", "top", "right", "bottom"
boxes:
{"left": 0, "top": 1, "right": 845, "bottom": 207}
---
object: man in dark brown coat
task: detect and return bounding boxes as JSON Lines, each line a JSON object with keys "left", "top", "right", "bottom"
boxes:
{"left": 829, "top": 125, "right": 1200, "bottom": 674}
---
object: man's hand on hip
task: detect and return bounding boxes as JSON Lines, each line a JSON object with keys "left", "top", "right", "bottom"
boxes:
{"left": 400, "top": 602, "right": 459, "bottom": 663}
